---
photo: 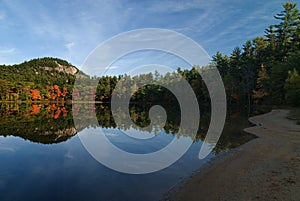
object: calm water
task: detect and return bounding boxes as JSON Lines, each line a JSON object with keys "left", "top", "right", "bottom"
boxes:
{"left": 0, "top": 103, "right": 253, "bottom": 201}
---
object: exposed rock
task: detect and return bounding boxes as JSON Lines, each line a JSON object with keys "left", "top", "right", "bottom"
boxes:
{"left": 40, "top": 61, "right": 78, "bottom": 75}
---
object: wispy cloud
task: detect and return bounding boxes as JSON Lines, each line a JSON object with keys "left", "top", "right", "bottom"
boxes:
{"left": 0, "top": 11, "right": 5, "bottom": 20}
{"left": 105, "top": 66, "right": 119, "bottom": 70}
{"left": 0, "top": 47, "right": 21, "bottom": 65}
{"left": 197, "top": 0, "right": 283, "bottom": 55}
{"left": 145, "top": 0, "right": 222, "bottom": 14}
{"left": 0, "top": 147, "right": 15, "bottom": 152}
{"left": 1, "top": 0, "right": 130, "bottom": 66}
{"left": 65, "top": 42, "right": 75, "bottom": 51}
{"left": 0, "top": 48, "right": 15, "bottom": 54}
{"left": 0, "top": 0, "right": 289, "bottom": 67}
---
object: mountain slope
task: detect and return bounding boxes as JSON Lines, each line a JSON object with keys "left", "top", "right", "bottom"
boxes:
{"left": 0, "top": 57, "right": 81, "bottom": 101}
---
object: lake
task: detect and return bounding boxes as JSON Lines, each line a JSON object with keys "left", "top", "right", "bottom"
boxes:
{"left": 0, "top": 103, "right": 254, "bottom": 201}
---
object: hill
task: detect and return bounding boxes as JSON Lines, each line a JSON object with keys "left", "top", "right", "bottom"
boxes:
{"left": 0, "top": 57, "right": 79, "bottom": 102}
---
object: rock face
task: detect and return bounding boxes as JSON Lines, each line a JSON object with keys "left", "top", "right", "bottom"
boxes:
{"left": 42, "top": 127, "right": 77, "bottom": 137}
{"left": 41, "top": 61, "right": 78, "bottom": 75}
{"left": 35, "top": 127, "right": 77, "bottom": 143}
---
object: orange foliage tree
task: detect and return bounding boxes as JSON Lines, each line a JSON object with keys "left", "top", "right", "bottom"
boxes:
{"left": 31, "top": 104, "right": 41, "bottom": 115}
{"left": 31, "top": 89, "right": 41, "bottom": 100}
{"left": 46, "top": 85, "right": 68, "bottom": 101}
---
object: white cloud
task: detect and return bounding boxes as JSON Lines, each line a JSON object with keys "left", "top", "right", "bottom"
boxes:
{"left": 105, "top": 66, "right": 119, "bottom": 69}
{"left": 65, "top": 42, "right": 75, "bottom": 51}
{"left": 146, "top": 0, "right": 219, "bottom": 13}
{"left": 0, "top": 0, "right": 287, "bottom": 66}
{"left": 0, "top": 48, "right": 15, "bottom": 54}
{"left": 0, "top": 11, "right": 5, "bottom": 20}
{"left": 200, "top": 0, "right": 280, "bottom": 49}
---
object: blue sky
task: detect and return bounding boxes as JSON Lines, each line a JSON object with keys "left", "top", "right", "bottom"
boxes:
{"left": 0, "top": 0, "right": 299, "bottom": 73}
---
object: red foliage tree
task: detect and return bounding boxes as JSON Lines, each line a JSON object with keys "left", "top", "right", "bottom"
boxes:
{"left": 46, "top": 85, "right": 67, "bottom": 101}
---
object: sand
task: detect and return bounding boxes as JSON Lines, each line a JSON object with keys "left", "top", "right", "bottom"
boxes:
{"left": 167, "top": 110, "right": 300, "bottom": 201}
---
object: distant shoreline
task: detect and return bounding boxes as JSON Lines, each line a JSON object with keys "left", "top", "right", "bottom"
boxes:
{"left": 166, "top": 109, "right": 300, "bottom": 201}
{"left": 0, "top": 100, "right": 69, "bottom": 103}
{"left": 0, "top": 100, "right": 105, "bottom": 104}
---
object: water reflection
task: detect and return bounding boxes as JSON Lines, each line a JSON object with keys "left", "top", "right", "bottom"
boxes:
{"left": 0, "top": 103, "right": 255, "bottom": 201}
{"left": 0, "top": 103, "right": 75, "bottom": 144}
{"left": 0, "top": 103, "right": 254, "bottom": 153}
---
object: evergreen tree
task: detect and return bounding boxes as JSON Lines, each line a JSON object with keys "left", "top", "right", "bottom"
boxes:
{"left": 285, "top": 68, "right": 300, "bottom": 106}
{"left": 212, "top": 52, "right": 229, "bottom": 77}
{"left": 270, "top": 63, "right": 289, "bottom": 105}
{"left": 253, "top": 64, "right": 270, "bottom": 104}
{"left": 274, "top": 2, "right": 300, "bottom": 60}
{"left": 252, "top": 37, "right": 268, "bottom": 64}
{"left": 265, "top": 25, "right": 277, "bottom": 60}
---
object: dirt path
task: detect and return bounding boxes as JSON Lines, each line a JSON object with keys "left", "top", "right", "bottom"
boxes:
{"left": 167, "top": 110, "right": 300, "bottom": 201}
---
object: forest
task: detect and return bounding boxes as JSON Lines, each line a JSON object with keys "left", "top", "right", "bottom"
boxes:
{"left": 213, "top": 1, "right": 300, "bottom": 112}
{"left": 0, "top": 2, "right": 300, "bottom": 115}
{"left": 0, "top": 57, "right": 77, "bottom": 102}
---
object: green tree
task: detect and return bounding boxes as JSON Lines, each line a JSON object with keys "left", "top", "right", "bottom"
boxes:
{"left": 212, "top": 52, "right": 230, "bottom": 77}
{"left": 252, "top": 36, "right": 268, "bottom": 64}
{"left": 270, "top": 62, "right": 289, "bottom": 105}
{"left": 265, "top": 25, "right": 277, "bottom": 60}
{"left": 253, "top": 64, "right": 270, "bottom": 104}
{"left": 285, "top": 68, "right": 300, "bottom": 106}
{"left": 274, "top": 2, "right": 300, "bottom": 60}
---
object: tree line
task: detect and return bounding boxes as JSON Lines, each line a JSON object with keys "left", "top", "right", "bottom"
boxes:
{"left": 74, "top": 1, "right": 300, "bottom": 114}
{"left": 213, "top": 1, "right": 300, "bottom": 112}
{"left": 0, "top": 102, "right": 253, "bottom": 154}
{"left": 1, "top": 2, "right": 299, "bottom": 114}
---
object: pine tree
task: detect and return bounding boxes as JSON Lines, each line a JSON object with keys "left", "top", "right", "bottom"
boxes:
{"left": 265, "top": 25, "right": 277, "bottom": 59}
{"left": 253, "top": 64, "right": 270, "bottom": 104}
{"left": 285, "top": 68, "right": 300, "bottom": 106}
{"left": 274, "top": 2, "right": 300, "bottom": 60}
{"left": 212, "top": 52, "right": 229, "bottom": 77}
{"left": 252, "top": 36, "right": 268, "bottom": 64}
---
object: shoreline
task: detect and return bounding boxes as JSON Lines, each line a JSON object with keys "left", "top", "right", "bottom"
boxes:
{"left": 166, "top": 109, "right": 300, "bottom": 201}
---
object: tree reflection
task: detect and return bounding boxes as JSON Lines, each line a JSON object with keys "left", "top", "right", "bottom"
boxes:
{"left": 0, "top": 103, "right": 254, "bottom": 154}
{"left": 0, "top": 103, "right": 75, "bottom": 144}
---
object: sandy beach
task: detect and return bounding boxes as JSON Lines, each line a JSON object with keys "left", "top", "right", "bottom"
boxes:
{"left": 167, "top": 110, "right": 300, "bottom": 201}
